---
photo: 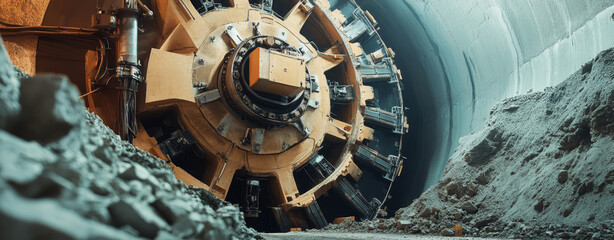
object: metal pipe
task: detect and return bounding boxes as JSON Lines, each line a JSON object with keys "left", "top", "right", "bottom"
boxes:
{"left": 115, "top": 0, "right": 141, "bottom": 142}
{"left": 117, "top": 10, "right": 138, "bottom": 64}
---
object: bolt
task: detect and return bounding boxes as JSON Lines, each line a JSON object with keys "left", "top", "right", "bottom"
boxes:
{"left": 193, "top": 82, "right": 205, "bottom": 87}
{"left": 265, "top": 36, "right": 275, "bottom": 47}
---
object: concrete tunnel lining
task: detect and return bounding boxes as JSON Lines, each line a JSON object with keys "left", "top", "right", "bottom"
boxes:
{"left": 355, "top": 0, "right": 614, "bottom": 211}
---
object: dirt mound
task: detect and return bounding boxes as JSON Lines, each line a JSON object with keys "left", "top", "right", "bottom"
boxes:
{"left": 0, "top": 37, "right": 260, "bottom": 240}
{"left": 323, "top": 48, "right": 614, "bottom": 239}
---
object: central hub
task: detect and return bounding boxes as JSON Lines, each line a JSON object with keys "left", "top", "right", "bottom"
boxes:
{"left": 248, "top": 47, "right": 306, "bottom": 97}
{"left": 219, "top": 36, "right": 312, "bottom": 128}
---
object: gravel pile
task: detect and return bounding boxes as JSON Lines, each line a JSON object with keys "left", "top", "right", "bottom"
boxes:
{"left": 0, "top": 36, "right": 260, "bottom": 240}
{"left": 322, "top": 48, "right": 614, "bottom": 239}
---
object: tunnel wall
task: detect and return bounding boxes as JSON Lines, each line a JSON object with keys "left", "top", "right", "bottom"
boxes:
{"left": 356, "top": 0, "right": 614, "bottom": 210}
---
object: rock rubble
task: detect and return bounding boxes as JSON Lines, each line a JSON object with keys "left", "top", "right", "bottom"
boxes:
{"left": 0, "top": 36, "right": 261, "bottom": 240}
{"left": 321, "top": 48, "right": 614, "bottom": 239}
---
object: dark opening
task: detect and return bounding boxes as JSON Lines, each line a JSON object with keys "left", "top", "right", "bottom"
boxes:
{"left": 272, "top": 0, "right": 297, "bottom": 18}
{"left": 325, "top": 64, "right": 353, "bottom": 122}
{"left": 139, "top": 109, "right": 214, "bottom": 183}
{"left": 226, "top": 172, "right": 279, "bottom": 232}
{"left": 300, "top": 14, "right": 333, "bottom": 52}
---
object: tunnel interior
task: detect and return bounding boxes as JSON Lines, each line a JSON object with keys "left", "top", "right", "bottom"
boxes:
{"left": 13, "top": 0, "right": 614, "bottom": 215}
{"left": 1, "top": 0, "right": 614, "bottom": 236}
{"left": 354, "top": 0, "right": 614, "bottom": 212}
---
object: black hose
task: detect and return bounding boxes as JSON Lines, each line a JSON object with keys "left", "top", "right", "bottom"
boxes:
{"left": 0, "top": 25, "right": 98, "bottom": 32}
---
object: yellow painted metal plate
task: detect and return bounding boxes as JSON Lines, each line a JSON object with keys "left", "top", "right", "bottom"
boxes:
{"left": 145, "top": 49, "right": 195, "bottom": 103}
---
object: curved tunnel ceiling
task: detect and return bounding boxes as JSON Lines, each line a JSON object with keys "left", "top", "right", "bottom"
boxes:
{"left": 354, "top": 0, "right": 614, "bottom": 211}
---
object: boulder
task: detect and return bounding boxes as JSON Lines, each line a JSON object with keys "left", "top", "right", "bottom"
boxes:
{"left": 460, "top": 202, "right": 478, "bottom": 214}
{"left": 108, "top": 200, "right": 169, "bottom": 238}
{"left": 558, "top": 170, "right": 568, "bottom": 184}
{"left": 13, "top": 74, "right": 84, "bottom": 144}
{"left": 0, "top": 36, "right": 20, "bottom": 130}
{"left": 440, "top": 228, "right": 454, "bottom": 236}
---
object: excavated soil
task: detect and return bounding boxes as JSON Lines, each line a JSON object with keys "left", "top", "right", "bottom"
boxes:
{"left": 0, "top": 36, "right": 261, "bottom": 240}
{"left": 320, "top": 48, "right": 614, "bottom": 239}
